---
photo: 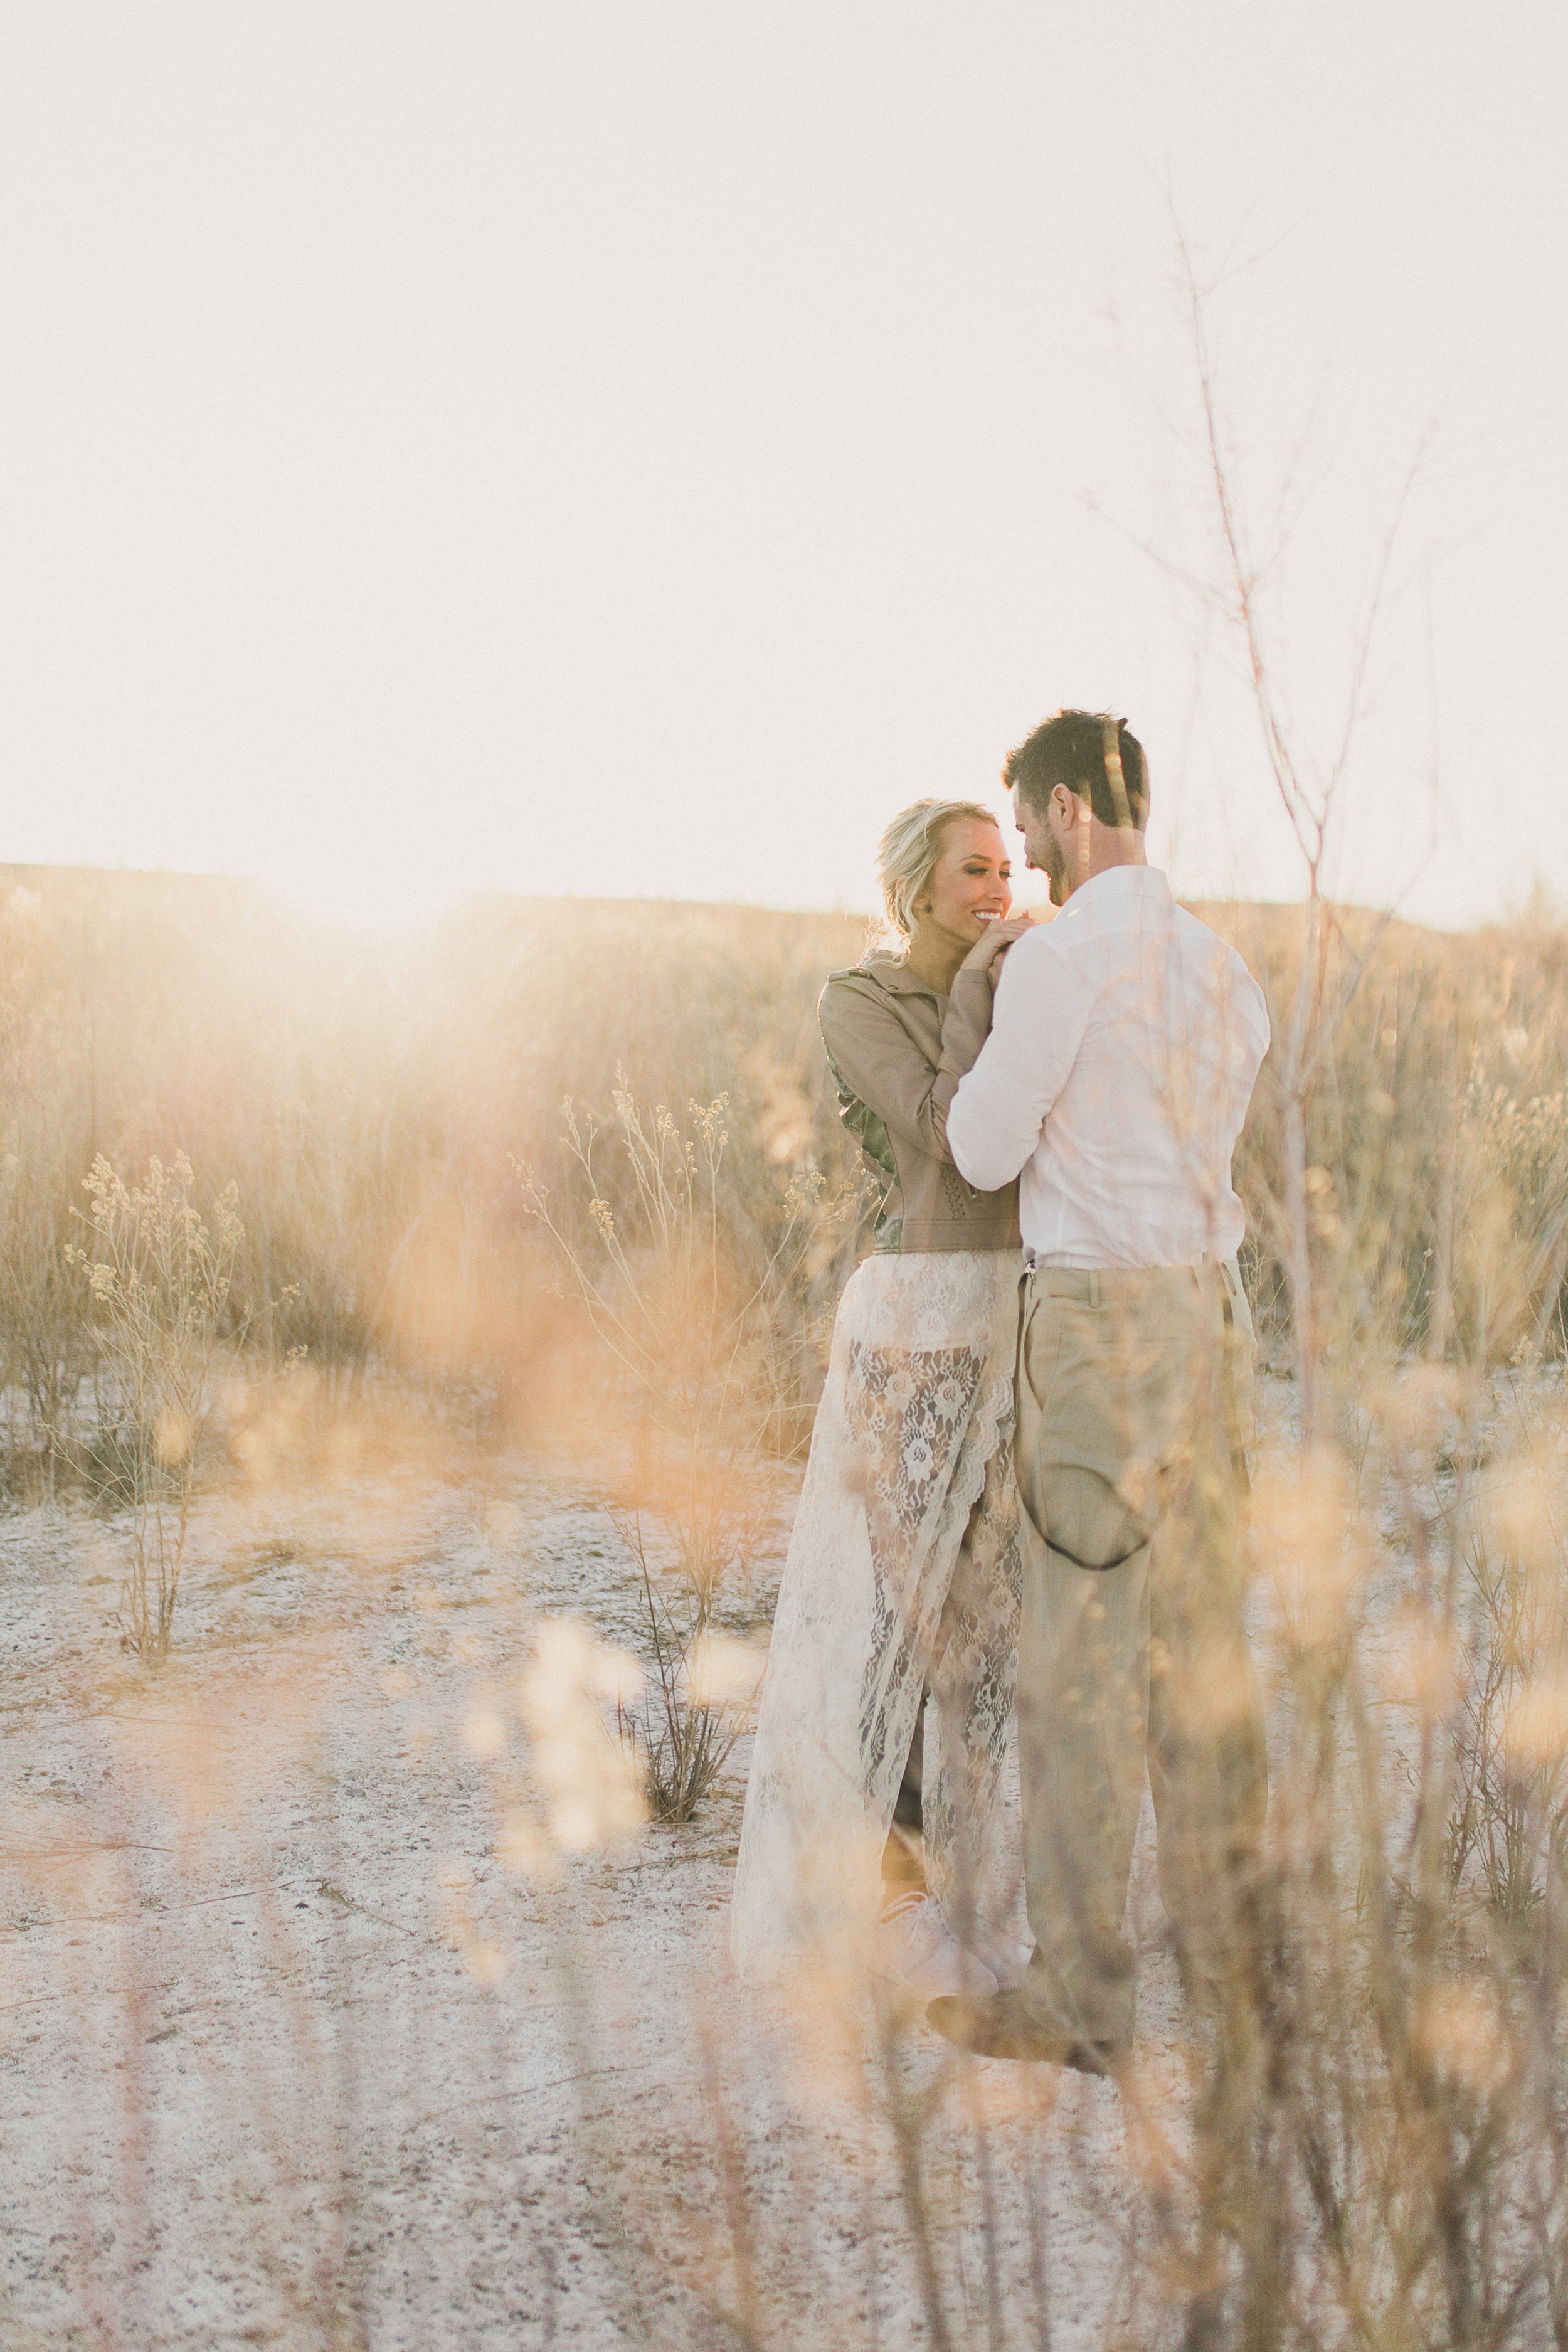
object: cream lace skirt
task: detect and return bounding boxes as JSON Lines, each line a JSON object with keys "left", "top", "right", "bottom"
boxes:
{"left": 730, "top": 1249, "right": 1023, "bottom": 1979}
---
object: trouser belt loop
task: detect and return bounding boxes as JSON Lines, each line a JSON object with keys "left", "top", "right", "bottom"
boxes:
{"left": 1087, "top": 1269, "right": 1101, "bottom": 1310}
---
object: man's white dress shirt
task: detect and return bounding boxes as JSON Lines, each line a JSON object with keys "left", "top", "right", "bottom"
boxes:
{"left": 946, "top": 866, "right": 1269, "bottom": 1269}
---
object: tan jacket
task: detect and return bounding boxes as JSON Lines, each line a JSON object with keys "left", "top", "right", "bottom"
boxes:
{"left": 818, "top": 955, "right": 1021, "bottom": 1254}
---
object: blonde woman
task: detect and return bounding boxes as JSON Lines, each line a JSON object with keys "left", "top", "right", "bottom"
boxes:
{"left": 731, "top": 800, "right": 1032, "bottom": 1999}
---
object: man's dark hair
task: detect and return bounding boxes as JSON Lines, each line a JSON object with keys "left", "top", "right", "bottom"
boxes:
{"left": 1002, "top": 710, "right": 1150, "bottom": 832}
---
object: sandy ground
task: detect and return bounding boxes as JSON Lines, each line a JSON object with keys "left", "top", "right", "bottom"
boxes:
{"left": 1, "top": 1445, "right": 1195, "bottom": 2352}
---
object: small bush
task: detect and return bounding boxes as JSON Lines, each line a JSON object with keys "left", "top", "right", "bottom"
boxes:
{"left": 68, "top": 1153, "right": 243, "bottom": 1661}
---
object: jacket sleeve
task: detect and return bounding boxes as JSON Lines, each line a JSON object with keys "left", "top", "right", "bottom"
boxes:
{"left": 947, "top": 930, "right": 1095, "bottom": 1189}
{"left": 818, "top": 969, "right": 995, "bottom": 1166}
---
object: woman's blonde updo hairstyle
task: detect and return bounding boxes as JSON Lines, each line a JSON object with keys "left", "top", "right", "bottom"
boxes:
{"left": 876, "top": 798, "right": 1001, "bottom": 947}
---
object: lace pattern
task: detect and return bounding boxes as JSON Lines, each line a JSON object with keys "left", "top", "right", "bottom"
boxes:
{"left": 730, "top": 1251, "right": 1022, "bottom": 1977}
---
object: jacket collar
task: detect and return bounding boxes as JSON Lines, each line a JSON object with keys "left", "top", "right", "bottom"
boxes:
{"left": 859, "top": 951, "right": 944, "bottom": 999}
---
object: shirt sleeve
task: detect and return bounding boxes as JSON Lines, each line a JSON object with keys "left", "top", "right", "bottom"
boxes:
{"left": 946, "top": 931, "right": 1096, "bottom": 1190}
{"left": 818, "top": 967, "right": 995, "bottom": 1165}
{"left": 1222, "top": 948, "right": 1272, "bottom": 1098}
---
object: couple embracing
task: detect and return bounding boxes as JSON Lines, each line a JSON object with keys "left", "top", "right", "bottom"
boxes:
{"left": 730, "top": 708, "right": 1271, "bottom": 2073}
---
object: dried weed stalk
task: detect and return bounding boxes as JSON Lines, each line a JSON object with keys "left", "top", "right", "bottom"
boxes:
{"left": 1098, "top": 241, "right": 1568, "bottom": 2352}
{"left": 68, "top": 1153, "right": 243, "bottom": 1661}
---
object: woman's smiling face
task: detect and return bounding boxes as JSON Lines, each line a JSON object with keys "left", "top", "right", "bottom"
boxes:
{"left": 913, "top": 817, "right": 1012, "bottom": 950}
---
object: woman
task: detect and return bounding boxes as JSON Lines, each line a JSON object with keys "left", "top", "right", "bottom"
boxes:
{"left": 731, "top": 800, "right": 1031, "bottom": 1999}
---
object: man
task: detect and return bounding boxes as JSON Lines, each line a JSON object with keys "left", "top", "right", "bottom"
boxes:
{"left": 935, "top": 709, "right": 1271, "bottom": 2070}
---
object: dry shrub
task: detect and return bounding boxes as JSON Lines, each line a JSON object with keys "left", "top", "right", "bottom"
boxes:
{"left": 522, "top": 1083, "right": 830, "bottom": 1818}
{"left": 68, "top": 1153, "right": 243, "bottom": 1660}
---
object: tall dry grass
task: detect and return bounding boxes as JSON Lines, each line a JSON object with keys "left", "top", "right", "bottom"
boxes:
{"left": 5, "top": 867, "right": 1561, "bottom": 1480}
{"left": 0, "top": 866, "right": 872, "bottom": 1483}
{"left": 1219, "top": 901, "right": 1568, "bottom": 1381}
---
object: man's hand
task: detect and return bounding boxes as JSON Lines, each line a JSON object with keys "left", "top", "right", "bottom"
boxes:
{"left": 960, "top": 915, "right": 1034, "bottom": 988}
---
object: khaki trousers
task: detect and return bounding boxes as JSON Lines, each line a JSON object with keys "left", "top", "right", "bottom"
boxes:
{"left": 1014, "top": 1261, "right": 1266, "bottom": 2047}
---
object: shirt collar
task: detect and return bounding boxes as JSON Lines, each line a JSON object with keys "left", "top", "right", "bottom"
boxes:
{"left": 1062, "top": 862, "right": 1171, "bottom": 912}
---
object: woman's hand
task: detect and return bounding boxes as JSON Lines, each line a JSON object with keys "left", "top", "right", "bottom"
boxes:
{"left": 960, "top": 914, "right": 1034, "bottom": 986}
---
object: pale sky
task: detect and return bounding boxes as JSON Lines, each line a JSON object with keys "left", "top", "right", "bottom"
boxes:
{"left": 1, "top": 5, "right": 1564, "bottom": 930}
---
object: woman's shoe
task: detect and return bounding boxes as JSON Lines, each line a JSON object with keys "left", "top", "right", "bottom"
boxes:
{"left": 874, "top": 1895, "right": 999, "bottom": 2000}
{"left": 972, "top": 1926, "right": 1034, "bottom": 1989}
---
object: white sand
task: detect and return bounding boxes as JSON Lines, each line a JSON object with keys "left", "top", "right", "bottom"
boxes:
{"left": 1, "top": 1453, "right": 1187, "bottom": 2351}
